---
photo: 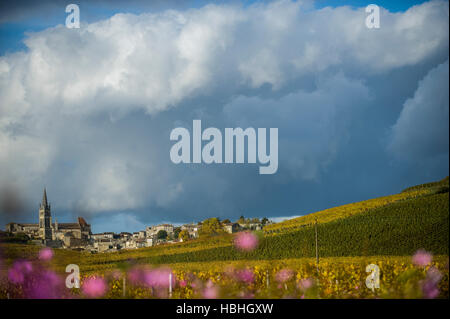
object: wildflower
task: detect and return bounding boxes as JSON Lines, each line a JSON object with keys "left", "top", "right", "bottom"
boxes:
{"left": 202, "top": 280, "right": 218, "bottom": 299}
{"left": 144, "top": 268, "right": 175, "bottom": 288}
{"left": 234, "top": 232, "right": 258, "bottom": 252}
{"left": 421, "top": 280, "right": 440, "bottom": 299}
{"left": 8, "top": 260, "right": 33, "bottom": 284}
{"left": 38, "top": 248, "right": 53, "bottom": 261}
{"left": 298, "top": 278, "right": 313, "bottom": 290}
{"left": 8, "top": 268, "right": 24, "bottom": 284}
{"left": 276, "top": 269, "right": 294, "bottom": 283}
{"left": 426, "top": 267, "right": 442, "bottom": 284}
{"left": 128, "top": 267, "right": 144, "bottom": 285}
{"left": 412, "top": 249, "right": 432, "bottom": 267}
{"left": 236, "top": 269, "right": 255, "bottom": 284}
{"left": 26, "top": 270, "right": 62, "bottom": 299}
{"left": 82, "top": 277, "right": 107, "bottom": 298}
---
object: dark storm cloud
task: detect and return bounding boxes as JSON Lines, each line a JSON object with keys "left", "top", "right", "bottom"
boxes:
{"left": 0, "top": 0, "right": 448, "bottom": 232}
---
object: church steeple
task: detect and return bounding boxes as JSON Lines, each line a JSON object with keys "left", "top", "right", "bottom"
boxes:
{"left": 39, "top": 187, "right": 52, "bottom": 241}
{"left": 42, "top": 188, "right": 48, "bottom": 207}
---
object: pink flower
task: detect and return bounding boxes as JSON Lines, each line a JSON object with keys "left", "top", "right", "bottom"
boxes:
{"left": 144, "top": 268, "right": 175, "bottom": 288}
{"left": 191, "top": 279, "right": 202, "bottom": 290}
{"left": 8, "top": 260, "right": 33, "bottom": 284}
{"left": 82, "top": 277, "right": 107, "bottom": 298}
{"left": 426, "top": 267, "right": 442, "bottom": 284}
{"left": 38, "top": 248, "right": 53, "bottom": 261}
{"left": 234, "top": 232, "right": 258, "bottom": 252}
{"left": 26, "top": 271, "right": 62, "bottom": 299}
{"left": 8, "top": 268, "right": 24, "bottom": 284}
{"left": 202, "top": 280, "right": 218, "bottom": 299}
{"left": 412, "top": 249, "right": 433, "bottom": 267}
{"left": 275, "top": 269, "right": 294, "bottom": 283}
{"left": 178, "top": 280, "right": 187, "bottom": 287}
{"left": 236, "top": 269, "right": 255, "bottom": 284}
{"left": 128, "top": 267, "right": 144, "bottom": 285}
{"left": 421, "top": 280, "right": 440, "bottom": 299}
{"left": 298, "top": 278, "right": 313, "bottom": 290}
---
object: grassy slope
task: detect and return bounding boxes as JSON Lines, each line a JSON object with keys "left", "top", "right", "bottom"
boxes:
{"left": 264, "top": 176, "right": 449, "bottom": 234}
{"left": 119, "top": 192, "right": 447, "bottom": 265}
{"left": 1, "top": 177, "right": 448, "bottom": 273}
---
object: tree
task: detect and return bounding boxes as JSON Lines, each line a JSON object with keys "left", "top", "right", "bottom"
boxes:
{"left": 251, "top": 217, "right": 260, "bottom": 223}
{"left": 199, "top": 218, "right": 224, "bottom": 237}
{"left": 238, "top": 216, "right": 245, "bottom": 224}
{"left": 156, "top": 230, "right": 168, "bottom": 240}
{"left": 222, "top": 218, "right": 231, "bottom": 224}
{"left": 261, "top": 217, "right": 269, "bottom": 225}
{"left": 173, "top": 227, "right": 181, "bottom": 239}
{"left": 179, "top": 230, "right": 190, "bottom": 241}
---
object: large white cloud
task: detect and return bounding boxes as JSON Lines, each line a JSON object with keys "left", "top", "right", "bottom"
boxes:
{"left": 388, "top": 60, "right": 449, "bottom": 160}
{"left": 1, "top": 1, "right": 448, "bottom": 119}
{"left": 0, "top": 0, "right": 448, "bottom": 219}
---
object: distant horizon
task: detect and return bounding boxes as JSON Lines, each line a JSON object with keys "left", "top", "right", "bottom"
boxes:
{"left": 4, "top": 175, "right": 448, "bottom": 234}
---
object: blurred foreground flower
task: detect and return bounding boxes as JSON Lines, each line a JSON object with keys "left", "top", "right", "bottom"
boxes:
{"left": 128, "top": 267, "right": 145, "bottom": 285}
{"left": 236, "top": 269, "right": 255, "bottom": 284}
{"left": 144, "top": 268, "right": 175, "bottom": 288}
{"left": 202, "top": 280, "right": 219, "bottom": 299}
{"left": 412, "top": 249, "right": 432, "bottom": 267}
{"left": 276, "top": 269, "right": 294, "bottom": 283}
{"left": 298, "top": 278, "right": 313, "bottom": 290}
{"left": 26, "top": 270, "right": 63, "bottom": 299}
{"left": 82, "top": 277, "right": 107, "bottom": 298}
{"left": 8, "top": 260, "right": 33, "bottom": 284}
{"left": 234, "top": 232, "right": 258, "bottom": 252}
{"left": 38, "top": 248, "right": 53, "bottom": 261}
{"left": 420, "top": 267, "right": 443, "bottom": 299}
{"left": 421, "top": 280, "right": 440, "bottom": 299}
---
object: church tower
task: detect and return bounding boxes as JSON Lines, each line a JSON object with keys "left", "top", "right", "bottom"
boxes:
{"left": 39, "top": 188, "right": 52, "bottom": 241}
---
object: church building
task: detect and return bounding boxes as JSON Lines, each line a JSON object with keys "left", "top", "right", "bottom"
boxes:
{"left": 5, "top": 189, "right": 92, "bottom": 248}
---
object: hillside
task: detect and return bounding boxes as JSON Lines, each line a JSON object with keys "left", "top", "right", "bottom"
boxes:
{"left": 263, "top": 176, "right": 449, "bottom": 235}
{"left": 1, "top": 177, "right": 448, "bottom": 273}
{"left": 131, "top": 191, "right": 448, "bottom": 265}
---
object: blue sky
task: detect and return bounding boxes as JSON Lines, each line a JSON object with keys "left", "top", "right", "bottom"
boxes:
{"left": 0, "top": 0, "right": 431, "bottom": 54}
{"left": 0, "top": 0, "right": 448, "bottom": 233}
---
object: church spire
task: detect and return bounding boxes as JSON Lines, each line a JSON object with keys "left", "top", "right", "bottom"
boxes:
{"left": 42, "top": 188, "right": 48, "bottom": 207}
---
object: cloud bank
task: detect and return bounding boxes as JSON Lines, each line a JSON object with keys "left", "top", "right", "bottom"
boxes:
{"left": 0, "top": 0, "right": 448, "bottom": 231}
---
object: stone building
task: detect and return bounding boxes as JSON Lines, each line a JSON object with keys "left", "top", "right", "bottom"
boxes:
{"left": 146, "top": 224, "right": 174, "bottom": 237}
{"left": 181, "top": 223, "right": 200, "bottom": 238}
{"left": 5, "top": 189, "right": 92, "bottom": 248}
{"left": 223, "top": 222, "right": 241, "bottom": 234}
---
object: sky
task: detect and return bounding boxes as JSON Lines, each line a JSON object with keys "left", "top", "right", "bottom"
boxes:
{"left": 0, "top": 0, "right": 448, "bottom": 233}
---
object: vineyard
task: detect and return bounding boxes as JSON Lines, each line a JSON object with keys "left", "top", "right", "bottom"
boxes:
{"left": 0, "top": 177, "right": 449, "bottom": 298}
